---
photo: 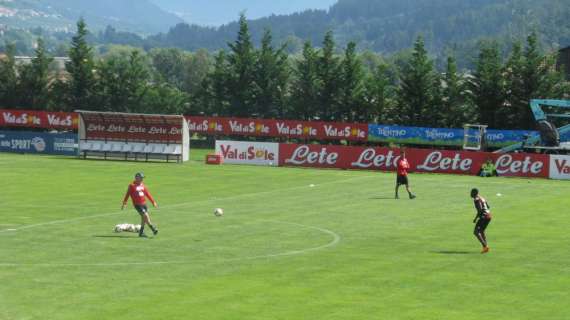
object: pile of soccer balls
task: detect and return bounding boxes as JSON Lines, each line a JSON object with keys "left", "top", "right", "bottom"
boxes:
{"left": 214, "top": 208, "right": 224, "bottom": 217}
{"left": 114, "top": 223, "right": 141, "bottom": 233}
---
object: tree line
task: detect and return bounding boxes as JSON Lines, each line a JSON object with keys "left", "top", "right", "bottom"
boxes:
{"left": 0, "top": 16, "right": 568, "bottom": 130}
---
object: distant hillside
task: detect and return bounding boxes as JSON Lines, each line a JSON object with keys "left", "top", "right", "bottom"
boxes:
{"left": 149, "top": 0, "right": 337, "bottom": 26}
{"left": 0, "top": 0, "right": 183, "bottom": 34}
{"left": 2, "top": 0, "right": 569, "bottom": 69}
{"left": 147, "top": 0, "right": 570, "bottom": 63}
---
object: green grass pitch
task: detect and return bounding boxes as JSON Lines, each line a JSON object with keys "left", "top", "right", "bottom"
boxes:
{"left": 1, "top": 150, "right": 569, "bottom": 320}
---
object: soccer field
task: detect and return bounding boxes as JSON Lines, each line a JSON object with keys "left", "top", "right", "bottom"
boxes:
{"left": 1, "top": 150, "right": 569, "bottom": 320}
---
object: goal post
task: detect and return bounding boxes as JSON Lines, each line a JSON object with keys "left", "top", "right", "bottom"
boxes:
{"left": 463, "top": 124, "right": 488, "bottom": 151}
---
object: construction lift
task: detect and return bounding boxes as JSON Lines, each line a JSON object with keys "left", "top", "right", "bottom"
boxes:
{"left": 495, "top": 99, "right": 570, "bottom": 154}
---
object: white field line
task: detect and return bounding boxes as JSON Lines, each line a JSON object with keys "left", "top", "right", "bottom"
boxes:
{"left": 0, "top": 174, "right": 372, "bottom": 234}
{"left": 0, "top": 219, "right": 341, "bottom": 267}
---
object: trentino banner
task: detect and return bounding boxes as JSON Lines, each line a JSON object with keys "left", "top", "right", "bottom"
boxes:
{"left": 368, "top": 124, "right": 538, "bottom": 147}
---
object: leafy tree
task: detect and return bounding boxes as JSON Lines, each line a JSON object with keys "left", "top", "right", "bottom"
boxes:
{"left": 182, "top": 49, "right": 212, "bottom": 97}
{"left": 537, "top": 53, "right": 570, "bottom": 102}
{"left": 442, "top": 55, "right": 474, "bottom": 127}
{"left": 502, "top": 41, "right": 525, "bottom": 128}
{"left": 96, "top": 51, "right": 150, "bottom": 112}
{"left": 193, "top": 50, "right": 230, "bottom": 116}
{"left": 471, "top": 40, "right": 505, "bottom": 128}
{"left": 16, "top": 38, "right": 53, "bottom": 109}
{"left": 65, "top": 19, "right": 97, "bottom": 111}
{"left": 290, "top": 41, "right": 322, "bottom": 120}
{"left": 521, "top": 32, "right": 543, "bottom": 128}
{"left": 519, "top": 32, "right": 569, "bottom": 129}
{"left": 316, "top": 31, "right": 341, "bottom": 120}
{"left": 0, "top": 43, "right": 18, "bottom": 108}
{"left": 150, "top": 47, "right": 186, "bottom": 89}
{"left": 363, "top": 62, "right": 397, "bottom": 123}
{"left": 226, "top": 14, "right": 257, "bottom": 117}
{"left": 503, "top": 33, "right": 567, "bottom": 129}
{"left": 397, "top": 36, "right": 438, "bottom": 126}
{"left": 428, "top": 71, "right": 444, "bottom": 127}
{"left": 253, "top": 29, "right": 290, "bottom": 118}
{"left": 143, "top": 84, "right": 189, "bottom": 115}
{"left": 338, "top": 42, "right": 365, "bottom": 122}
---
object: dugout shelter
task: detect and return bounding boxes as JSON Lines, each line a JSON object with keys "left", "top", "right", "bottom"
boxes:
{"left": 77, "top": 110, "right": 189, "bottom": 162}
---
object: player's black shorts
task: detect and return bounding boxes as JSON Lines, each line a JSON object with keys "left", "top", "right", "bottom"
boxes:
{"left": 134, "top": 204, "right": 148, "bottom": 215}
{"left": 396, "top": 175, "right": 409, "bottom": 185}
{"left": 474, "top": 216, "right": 491, "bottom": 233}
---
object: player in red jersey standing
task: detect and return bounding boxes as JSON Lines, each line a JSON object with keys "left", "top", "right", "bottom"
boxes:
{"left": 122, "top": 172, "right": 159, "bottom": 237}
{"left": 395, "top": 149, "right": 416, "bottom": 199}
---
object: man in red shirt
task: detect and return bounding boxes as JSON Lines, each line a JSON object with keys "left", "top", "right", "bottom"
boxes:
{"left": 122, "top": 172, "right": 159, "bottom": 237}
{"left": 395, "top": 149, "right": 416, "bottom": 199}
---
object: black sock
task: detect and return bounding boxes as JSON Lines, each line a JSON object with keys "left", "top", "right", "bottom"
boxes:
{"left": 149, "top": 224, "right": 157, "bottom": 232}
{"left": 476, "top": 233, "right": 486, "bottom": 247}
{"left": 139, "top": 225, "right": 145, "bottom": 235}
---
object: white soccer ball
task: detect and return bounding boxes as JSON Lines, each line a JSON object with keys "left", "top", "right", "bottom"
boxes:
{"left": 214, "top": 208, "right": 224, "bottom": 217}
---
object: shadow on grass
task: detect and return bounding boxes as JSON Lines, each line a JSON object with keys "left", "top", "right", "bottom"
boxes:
{"left": 55, "top": 156, "right": 174, "bottom": 165}
{"left": 432, "top": 250, "right": 476, "bottom": 255}
{"left": 369, "top": 196, "right": 397, "bottom": 200}
{"left": 93, "top": 235, "right": 138, "bottom": 239}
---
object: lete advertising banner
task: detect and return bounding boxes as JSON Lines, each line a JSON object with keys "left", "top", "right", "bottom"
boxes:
{"left": 278, "top": 143, "right": 550, "bottom": 178}
{"left": 0, "top": 109, "right": 78, "bottom": 130}
{"left": 368, "top": 124, "right": 538, "bottom": 148}
{"left": 549, "top": 155, "right": 570, "bottom": 180}
{"left": 83, "top": 120, "right": 183, "bottom": 143}
{"left": 188, "top": 116, "right": 368, "bottom": 141}
{"left": 0, "top": 130, "right": 78, "bottom": 156}
{"left": 215, "top": 140, "right": 279, "bottom": 166}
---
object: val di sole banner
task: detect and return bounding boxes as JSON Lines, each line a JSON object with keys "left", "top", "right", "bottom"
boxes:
{"left": 549, "top": 155, "right": 570, "bottom": 179}
{"left": 0, "top": 109, "right": 78, "bottom": 130}
{"left": 215, "top": 140, "right": 279, "bottom": 166}
{"left": 187, "top": 116, "right": 369, "bottom": 141}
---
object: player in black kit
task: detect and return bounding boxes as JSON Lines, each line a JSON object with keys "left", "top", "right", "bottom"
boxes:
{"left": 471, "top": 188, "right": 492, "bottom": 253}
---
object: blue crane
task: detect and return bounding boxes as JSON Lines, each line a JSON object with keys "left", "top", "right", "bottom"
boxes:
{"left": 496, "top": 99, "right": 570, "bottom": 153}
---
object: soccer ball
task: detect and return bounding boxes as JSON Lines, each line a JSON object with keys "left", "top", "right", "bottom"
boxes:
{"left": 214, "top": 208, "right": 224, "bottom": 217}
